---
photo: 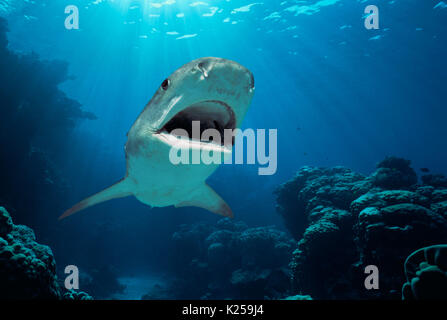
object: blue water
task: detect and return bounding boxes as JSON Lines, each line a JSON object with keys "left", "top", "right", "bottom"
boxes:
{"left": 1, "top": 0, "right": 446, "bottom": 299}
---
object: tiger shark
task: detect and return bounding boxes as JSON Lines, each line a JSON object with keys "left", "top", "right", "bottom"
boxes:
{"left": 59, "top": 57, "right": 255, "bottom": 220}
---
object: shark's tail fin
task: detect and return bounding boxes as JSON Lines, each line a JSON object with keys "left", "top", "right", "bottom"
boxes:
{"left": 59, "top": 178, "right": 132, "bottom": 220}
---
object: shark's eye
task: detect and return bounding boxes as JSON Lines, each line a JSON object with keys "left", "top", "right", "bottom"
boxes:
{"left": 161, "top": 79, "right": 170, "bottom": 91}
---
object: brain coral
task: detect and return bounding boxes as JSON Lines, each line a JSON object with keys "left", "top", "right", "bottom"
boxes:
{"left": 402, "top": 245, "right": 447, "bottom": 299}
{"left": 157, "top": 218, "right": 296, "bottom": 299}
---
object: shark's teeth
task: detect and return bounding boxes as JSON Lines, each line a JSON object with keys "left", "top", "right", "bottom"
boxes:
{"left": 157, "top": 132, "right": 232, "bottom": 153}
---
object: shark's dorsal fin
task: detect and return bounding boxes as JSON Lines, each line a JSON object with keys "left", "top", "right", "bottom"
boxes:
{"left": 175, "top": 184, "right": 233, "bottom": 218}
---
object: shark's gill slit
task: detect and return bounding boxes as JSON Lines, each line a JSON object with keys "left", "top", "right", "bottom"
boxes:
{"left": 160, "top": 100, "right": 236, "bottom": 145}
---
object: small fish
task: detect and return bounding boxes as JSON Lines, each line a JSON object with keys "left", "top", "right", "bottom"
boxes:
{"left": 420, "top": 168, "right": 430, "bottom": 173}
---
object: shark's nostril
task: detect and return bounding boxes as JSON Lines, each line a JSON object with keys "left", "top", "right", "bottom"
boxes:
{"left": 198, "top": 61, "right": 212, "bottom": 78}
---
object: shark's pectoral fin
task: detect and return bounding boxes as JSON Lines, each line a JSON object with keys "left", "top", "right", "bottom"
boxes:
{"left": 59, "top": 178, "right": 132, "bottom": 220}
{"left": 175, "top": 184, "right": 233, "bottom": 218}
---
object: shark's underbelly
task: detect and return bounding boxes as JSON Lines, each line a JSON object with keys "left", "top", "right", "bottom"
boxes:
{"left": 127, "top": 151, "right": 220, "bottom": 207}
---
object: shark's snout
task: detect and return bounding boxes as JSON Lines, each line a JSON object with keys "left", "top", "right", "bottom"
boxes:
{"left": 194, "top": 57, "right": 254, "bottom": 93}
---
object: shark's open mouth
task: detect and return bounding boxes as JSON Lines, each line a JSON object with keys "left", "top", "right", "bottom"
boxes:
{"left": 160, "top": 100, "right": 236, "bottom": 146}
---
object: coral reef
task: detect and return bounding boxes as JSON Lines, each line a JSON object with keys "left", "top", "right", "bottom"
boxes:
{"left": 274, "top": 166, "right": 370, "bottom": 240}
{"left": 0, "top": 206, "right": 92, "bottom": 299}
{"left": 402, "top": 245, "right": 447, "bottom": 300}
{"left": 283, "top": 294, "right": 313, "bottom": 300}
{"left": 0, "top": 207, "right": 59, "bottom": 299}
{"left": 275, "top": 157, "right": 447, "bottom": 299}
{"left": 142, "top": 218, "right": 295, "bottom": 300}
{"left": 370, "top": 156, "right": 418, "bottom": 189}
{"left": 421, "top": 174, "right": 447, "bottom": 188}
{"left": 62, "top": 290, "right": 93, "bottom": 300}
